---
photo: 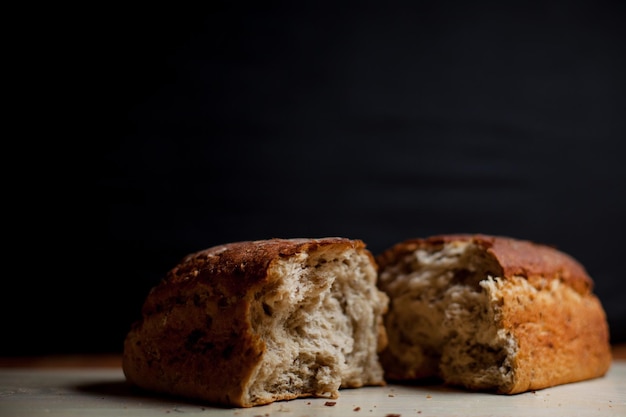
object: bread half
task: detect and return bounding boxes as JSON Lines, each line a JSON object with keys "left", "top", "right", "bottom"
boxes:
{"left": 376, "top": 234, "right": 612, "bottom": 394}
{"left": 123, "top": 237, "right": 389, "bottom": 407}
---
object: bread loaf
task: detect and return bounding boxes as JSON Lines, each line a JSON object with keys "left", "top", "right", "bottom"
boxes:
{"left": 376, "top": 234, "right": 612, "bottom": 394}
{"left": 123, "top": 237, "right": 389, "bottom": 407}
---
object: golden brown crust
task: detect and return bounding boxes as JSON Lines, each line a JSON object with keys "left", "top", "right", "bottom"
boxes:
{"left": 123, "top": 237, "right": 376, "bottom": 407}
{"left": 150, "top": 237, "right": 370, "bottom": 299}
{"left": 377, "top": 234, "right": 593, "bottom": 294}
{"left": 499, "top": 278, "right": 612, "bottom": 393}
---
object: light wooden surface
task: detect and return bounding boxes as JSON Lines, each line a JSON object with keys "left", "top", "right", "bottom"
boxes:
{"left": 1, "top": 362, "right": 624, "bottom": 417}
{"left": 1, "top": 347, "right": 625, "bottom": 417}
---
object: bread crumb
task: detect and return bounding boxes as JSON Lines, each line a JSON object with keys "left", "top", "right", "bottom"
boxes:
{"left": 325, "top": 401, "right": 337, "bottom": 406}
{"left": 388, "top": 394, "right": 395, "bottom": 397}
{"left": 386, "top": 414, "right": 401, "bottom": 417}
{"left": 354, "top": 406, "right": 361, "bottom": 411}
{"left": 426, "top": 395, "right": 432, "bottom": 399}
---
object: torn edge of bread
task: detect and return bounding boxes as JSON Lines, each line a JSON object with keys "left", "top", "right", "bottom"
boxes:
{"left": 245, "top": 239, "right": 389, "bottom": 404}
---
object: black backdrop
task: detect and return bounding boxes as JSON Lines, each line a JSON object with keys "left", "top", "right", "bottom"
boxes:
{"left": 7, "top": 2, "right": 625, "bottom": 356}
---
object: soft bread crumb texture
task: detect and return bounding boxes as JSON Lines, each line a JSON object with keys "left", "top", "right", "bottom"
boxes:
{"left": 377, "top": 236, "right": 612, "bottom": 394}
{"left": 122, "top": 238, "right": 389, "bottom": 407}
{"left": 247, "top": 247, "right": 388, "bottom": 404}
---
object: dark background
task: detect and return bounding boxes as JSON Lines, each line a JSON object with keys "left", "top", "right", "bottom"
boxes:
{"left": 7, "top": 1, "right": 625, "bottom": 356}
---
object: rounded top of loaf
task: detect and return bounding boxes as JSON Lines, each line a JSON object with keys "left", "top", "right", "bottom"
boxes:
{"left": 376, "top": 234, "right": 593, "bottom": 294}
{"left": 146, "top": 237, "right": 373, "bottom": 303}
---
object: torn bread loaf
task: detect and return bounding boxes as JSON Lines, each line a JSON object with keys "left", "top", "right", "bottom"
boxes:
{"left": 123, "top": 237, "right": 389, "bottom": 407}
{"left": 376, "top": 234, "right": 612, "bottom": 394}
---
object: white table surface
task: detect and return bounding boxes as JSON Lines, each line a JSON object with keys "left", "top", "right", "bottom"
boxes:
{"left": 1, "top": 361, "right": 625, "bottom": 417}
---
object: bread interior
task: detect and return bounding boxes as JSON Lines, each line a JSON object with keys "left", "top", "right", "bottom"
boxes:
{"left": 245, "top": 246, "right": 387, "bottom": 404}
{"left": 379, "top": 241, "right": 518, "bottom": 390}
